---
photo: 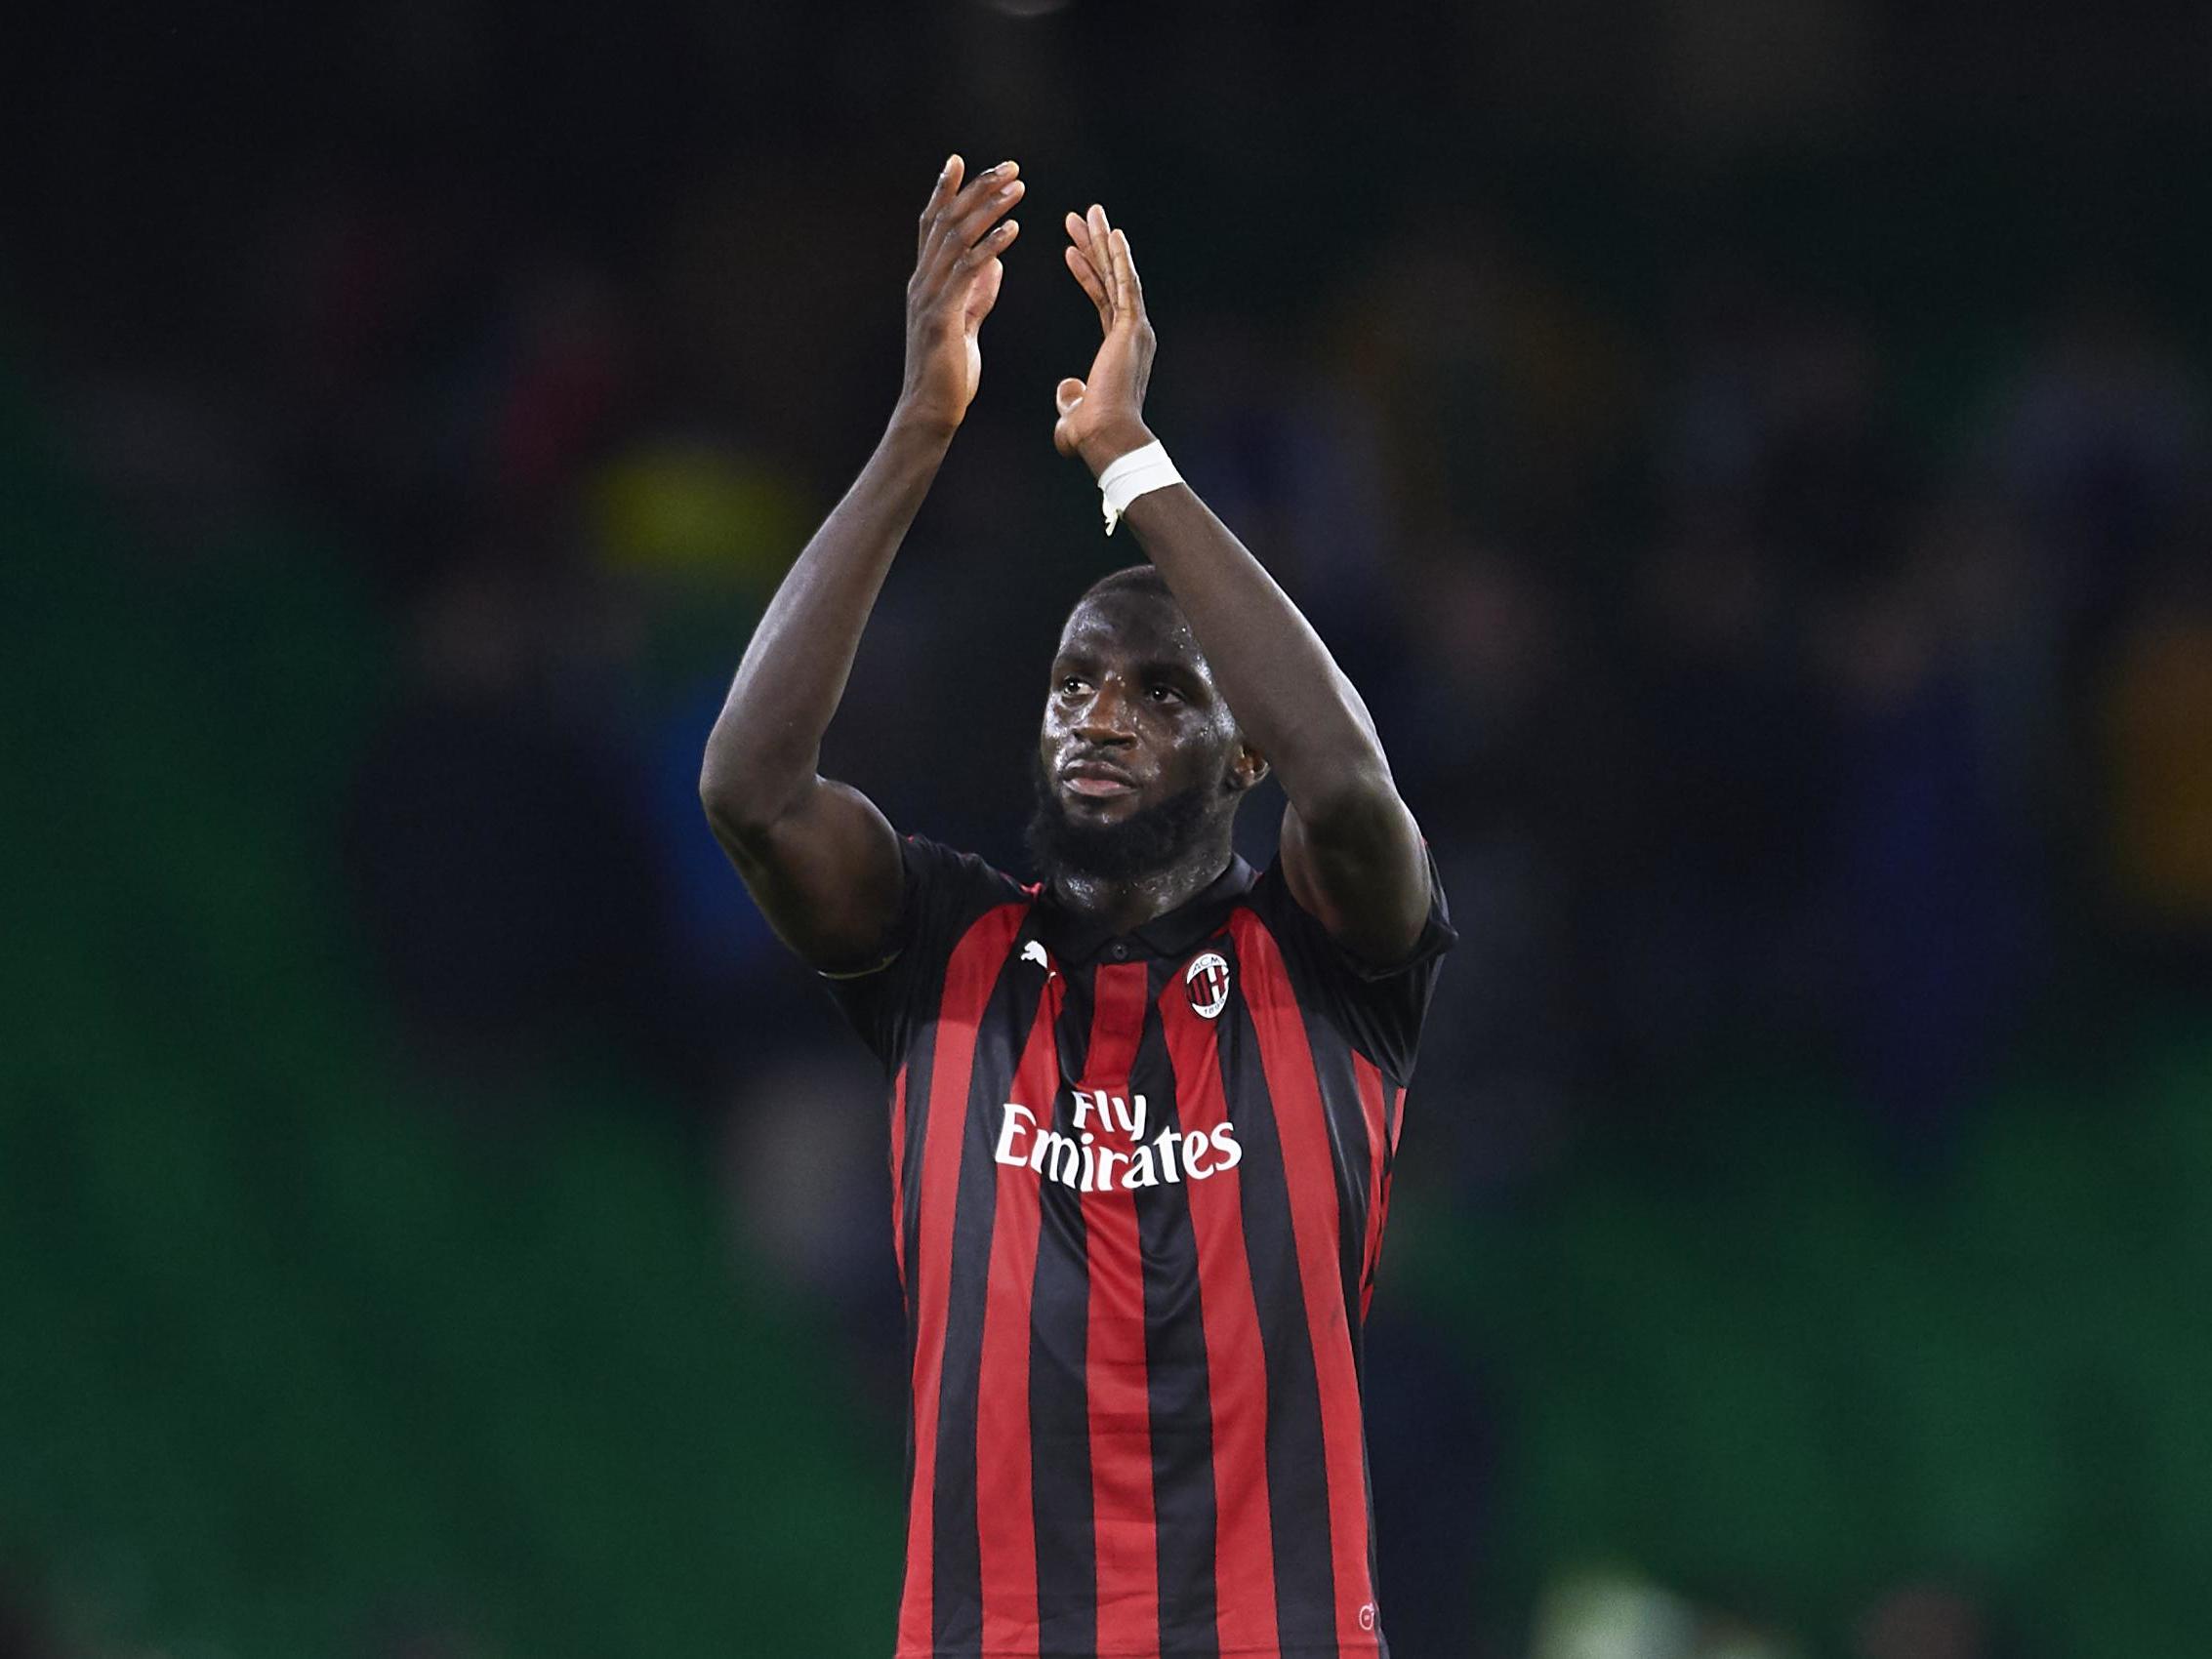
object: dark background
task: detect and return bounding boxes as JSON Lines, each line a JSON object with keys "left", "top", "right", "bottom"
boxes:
{"left": 6, "top": 2, "right": 2212, "bottom": 1654}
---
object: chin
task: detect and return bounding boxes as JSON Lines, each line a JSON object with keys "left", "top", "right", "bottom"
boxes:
{"left": 1059, "top": 786, "right": 1148, "bottom": 821}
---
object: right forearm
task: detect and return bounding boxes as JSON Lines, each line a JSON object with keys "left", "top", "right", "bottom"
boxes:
{"left": 702, "top": 151, "right": 1019, "bottom": 837}
{"left": 700, "top": 409, "right": 952, "bottom": 829}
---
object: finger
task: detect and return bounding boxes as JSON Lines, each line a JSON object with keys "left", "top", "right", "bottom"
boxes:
{"left": 1108, "top": 225, "right": 1144, "bottom": 321}
{"left": 1053, "top": 380, "right": 1087, "bottom": 458}
{"left": 919, "top": 154, "right": 964, "bottom": 252}
{"left": 927, "top": 154, "right": 963, "bottom": 212}
{"left": 1066, "top": 207, "right": 1098, "bottom": 263}
{"left": 963, "top": 256, "right": 1006, "bottom": 330}
{"left": 923, "top": 157, "right": 1010, "bottom": 262}
{"left": 1064, "top": 242, "right": 1109, "bottom": 317}
{"left": 1085, "top": 204, "right": 1122, "bottom": 315}
{"left": 1064, "top": 210, "right": 1106, "bottom": 278}
{"left": 931, "top": 179, "right": 1022, "bottom": 278}
{"left": 1064, "top": 239, "right": 1110, "bottom": 323}
{"left": 933, "top": 161, "right": 1023, "bottom": 260}
{"left": 961, "top": 217, "right": 1020, "bottom": 270}
{"left": 1065, "top": 211, "right": 1115, "bottom": 328}
{"left": 952, "top": 220, "right": 1019, "bottom": 320}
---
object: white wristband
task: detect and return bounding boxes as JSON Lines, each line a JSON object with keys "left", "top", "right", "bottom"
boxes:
{"left": 1097, "top": 440, "right": 1182, "bottom": 535}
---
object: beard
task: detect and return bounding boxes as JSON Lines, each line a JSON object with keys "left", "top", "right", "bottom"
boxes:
{"left": 1025, "top": 753, "right": 1217, "bottom": 883}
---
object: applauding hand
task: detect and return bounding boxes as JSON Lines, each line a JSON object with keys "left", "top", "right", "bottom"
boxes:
{"left": 1054, "top": 202, "right": 1158, "bottom": 473}
{"left": 899, "top": 155, "right": 1023, "bottom": 433}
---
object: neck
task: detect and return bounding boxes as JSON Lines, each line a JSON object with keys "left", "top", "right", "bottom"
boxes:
{"left": 1050, "top": 834, "right": 1236, "bottom": 937}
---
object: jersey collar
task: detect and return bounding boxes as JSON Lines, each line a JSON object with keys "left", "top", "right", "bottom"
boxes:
{"left": 1030, "top": 852, "right": 1257, "bottom": 966}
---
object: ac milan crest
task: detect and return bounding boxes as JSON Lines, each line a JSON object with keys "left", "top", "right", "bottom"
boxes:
{"left": 1184, "top": 951, "right": 1231, "bottom": 1020}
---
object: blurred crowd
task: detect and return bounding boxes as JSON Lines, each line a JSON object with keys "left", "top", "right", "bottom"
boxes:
{"left": 47, "top": 97, "right": 2212, "bottom": 1183}
{"left": 13, "top": 3, "right": 2212, "bottom": 1653}
{"left": 23, "top": 0, "right": 2210, "bottom": 1131}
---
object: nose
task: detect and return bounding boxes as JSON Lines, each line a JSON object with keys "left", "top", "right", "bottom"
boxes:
{"left": 1073, "top": 677, "right": 1137, "bottom": 746}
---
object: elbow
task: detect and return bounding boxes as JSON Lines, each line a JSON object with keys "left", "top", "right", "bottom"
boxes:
{"left": 696, "top": 762, "right": 745, "bottom": 839}
{"left": 698, "top": 750, "right": 784, "bottom": 846}
{"left": 1290, "top": 758, "right": 1401, "bottom": 843}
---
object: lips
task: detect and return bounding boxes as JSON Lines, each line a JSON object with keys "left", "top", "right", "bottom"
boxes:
{"left": 1059, "top": 757, "right": 1138, "bottom": 797}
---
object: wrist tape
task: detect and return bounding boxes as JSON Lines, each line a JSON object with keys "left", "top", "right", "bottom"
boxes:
{"left": 1098, "top": 441, "right": 1182, "bottom": 535}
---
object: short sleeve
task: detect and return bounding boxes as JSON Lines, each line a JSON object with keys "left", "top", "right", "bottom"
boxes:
{"left": 1244, "top": 839, "right": 1456, "bottom": 1085}
{"left": 819, "top": 832, "right": 1029, "bottom": 1070}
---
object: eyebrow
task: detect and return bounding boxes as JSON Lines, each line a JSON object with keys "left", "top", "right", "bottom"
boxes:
{"left": 1053, "top": 649, "right": 1208, "bottom": 692}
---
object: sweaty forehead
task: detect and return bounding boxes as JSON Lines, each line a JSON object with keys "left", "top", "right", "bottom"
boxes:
{"left": 1055, "top": 591, "right": 1207, "bottom": 670}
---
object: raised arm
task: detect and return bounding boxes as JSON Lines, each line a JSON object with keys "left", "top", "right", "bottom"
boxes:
{"left": 699, "top": 155, "right": 1024, "bottom": 969}
{"left": 1050, "top": 204, "right": 1431, "bottom": 966}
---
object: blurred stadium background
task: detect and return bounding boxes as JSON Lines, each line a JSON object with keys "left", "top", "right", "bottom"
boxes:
{"left": 6, "top": 2, "right": 2212, "bottom": 1654}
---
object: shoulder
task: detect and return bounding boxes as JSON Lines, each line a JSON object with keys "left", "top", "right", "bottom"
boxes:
{"left": 1229, "top": 842, "right": 1455, "bottom": 1083}
{"left": 825, "top": 832, "right": 1031, "bottom": 974}
{"left": 1241, "top": 841, "right": 1453, "bottom": 976}
{"left": 817, "top": 832, "right": 1034, "bottom": 1067}
{"left": 895, "top": 831, "right": 1035, "bottom": 919}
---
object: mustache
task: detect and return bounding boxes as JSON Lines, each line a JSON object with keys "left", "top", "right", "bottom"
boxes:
{"left": 1024, "top": 751, "right": 1214, "bottom": 882}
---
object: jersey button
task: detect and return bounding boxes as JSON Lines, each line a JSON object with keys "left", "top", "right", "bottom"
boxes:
{"left": 1109, "top": 943, "right": 1129, "bottom": 960}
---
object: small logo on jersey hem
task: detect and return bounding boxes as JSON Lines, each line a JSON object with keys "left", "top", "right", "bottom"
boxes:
{"left": 1359, "top": 1600, "right": 1377, "bottom": 1632}
{"left": 1185, "top": 951, "right": 1231, "bottom": 1020}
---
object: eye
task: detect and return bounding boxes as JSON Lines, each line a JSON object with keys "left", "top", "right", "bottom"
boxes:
{"left": 1148, "top": 683, "right": 1181, "bottom": 703}
{"left": 1057, "top": 674, "right": 1087, "bottom": 696}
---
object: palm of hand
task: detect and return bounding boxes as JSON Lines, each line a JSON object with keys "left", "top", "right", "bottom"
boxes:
{"left": 903, "top": 155, "right": 1021, "bottom": 426}
{"left": 1054, "top": 204, "right": 1154, "bottom": 464}
{"left": 1054, "top": 335, "right": 1128, "bottom": 456}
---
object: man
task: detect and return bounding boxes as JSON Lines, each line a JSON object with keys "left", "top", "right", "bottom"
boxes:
{"left": 700, "top": 155, "right": 1454, "bottom": 1659}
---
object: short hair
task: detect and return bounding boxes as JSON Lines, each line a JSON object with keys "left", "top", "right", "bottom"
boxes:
{"left": 1074, "top": 563, "right": 1175, "bottom": 609}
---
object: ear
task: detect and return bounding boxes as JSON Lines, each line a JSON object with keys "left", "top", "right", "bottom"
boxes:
{"left": 1225, "top": 741, "right": 1269, "bottom": 795}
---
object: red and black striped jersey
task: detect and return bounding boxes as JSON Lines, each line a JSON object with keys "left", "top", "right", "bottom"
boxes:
{"left": 826, "top": 832, "right": 1455, "bottom": 1659}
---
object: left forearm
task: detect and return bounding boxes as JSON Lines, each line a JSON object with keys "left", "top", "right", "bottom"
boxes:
{"left": 1054, "top": 202, "right": 1394, "bottom": 821}
{"left": 1116, "top": 477, "right": 1390, "bottom": 816}
{"left": 1053, "top": 202, "right": 1430, "bottom": 957}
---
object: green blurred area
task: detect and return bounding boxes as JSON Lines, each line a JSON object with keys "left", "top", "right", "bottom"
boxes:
{"left": 6, "top": 368, "right": 2211, "bottom": 1659}
{"left": 1426, "top": 1014, "right": 2212, "bottom": 1655}
{"left": 0, "top": 382, "right": 899, "bottom": 1656}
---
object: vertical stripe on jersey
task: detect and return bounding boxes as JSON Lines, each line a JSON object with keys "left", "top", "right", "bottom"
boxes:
{"left": 895, "top": 991, "right": 945, "bottom": 1641}
{"left": 1230, "top": 910, "right": 1382, "bottom": 1654}
{"left": 1159, "top": 962, "right": 1279, "bottom": 1657}
{"left": 1083, "top": 960, "right": 1161, "bottom": 1655}
{"left": 890, "top": 1063, "right": 911, "bottom": 1294}
{"left": 1132, "top": 966, "right": 1219, "bottom": 1658}
{"left": 898, "top": 902, "right": 1028, "bottom": 1657}
{"left": 973, "top": 980, "right": 1062, "bottom": 1657}
{"left": 1297, "top": 1002, "right": 1373, "bottom": 1368}
{"left": 1031, "top": 966, "right": 1097, "bottom": 1656}
{"left": 1352, "top": 1054, "right": 1390, "bottom": 1321}
{"left": 1216, "top": 955, "right": 1337, "bottom": 1648}
{"left": 934, "top": 935, "right": 1052, "bottom": 1655}
{"left": 1333, "top": 1050, "right": 1403, "bottom": 1645}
